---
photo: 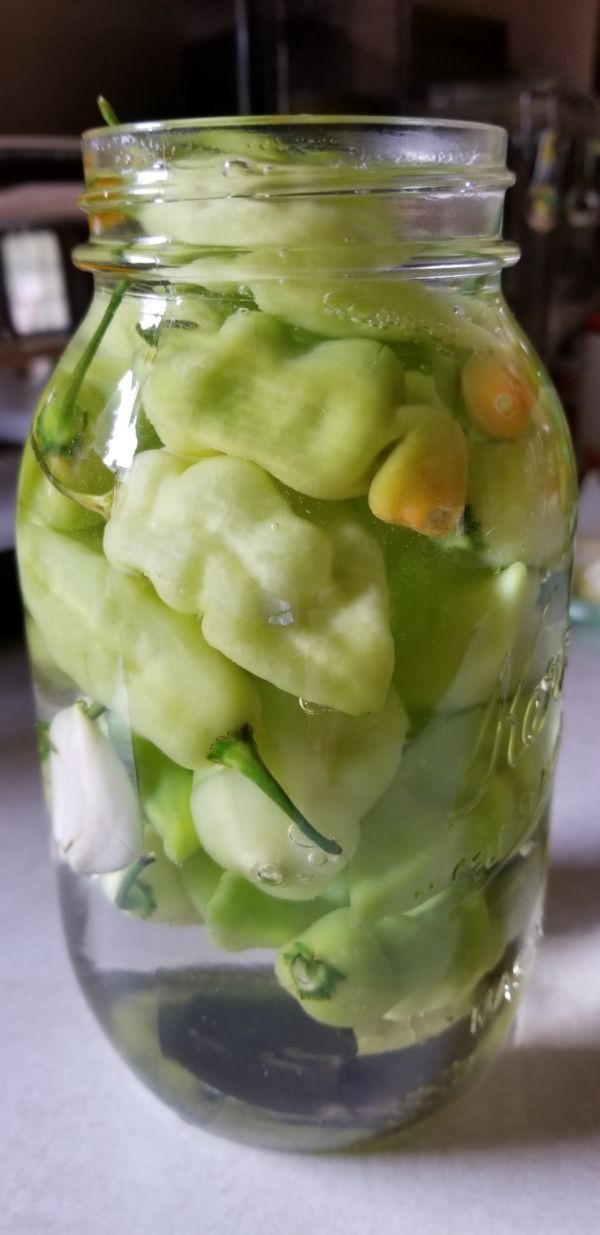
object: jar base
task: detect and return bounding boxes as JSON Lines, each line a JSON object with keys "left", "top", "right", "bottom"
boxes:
{"left": 60, "top": 863, "right": 531, "bottom": 1152}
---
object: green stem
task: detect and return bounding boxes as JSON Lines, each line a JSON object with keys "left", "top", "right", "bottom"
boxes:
{"left": 283, "top": 942, "right": 346, "bottom": 1001}
{"left": 97, "top": 95, "right": 120, "bottom": 127}
{"left": 35, "top": 278, "right": 127, "bottom": 455}
{"left": 115, "top": 855, "right": 156, "bottom": 917}
{"left": 207, "top": 725, "right": 342, "bottom": 857}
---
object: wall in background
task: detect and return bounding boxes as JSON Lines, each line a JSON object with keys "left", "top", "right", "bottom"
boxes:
{"left": 0, "top": 0, "right": 183, "bottom": 133}
{"left": 415, "top": 0, "right": 599, "bottom": 93}
{"left": 1, "top": 0, "right": 599, "bottom": 134}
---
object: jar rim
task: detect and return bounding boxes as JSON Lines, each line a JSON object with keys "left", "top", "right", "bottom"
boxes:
{"left": 83, "top": 114, "right": 508, "bottom": 170}
{"left": 85, "top": 113, "right": 506, "bottom": 137}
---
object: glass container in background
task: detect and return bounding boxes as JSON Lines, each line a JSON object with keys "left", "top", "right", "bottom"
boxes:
{"left": 16, "top": 118, "right": 576, "bottom": 1150}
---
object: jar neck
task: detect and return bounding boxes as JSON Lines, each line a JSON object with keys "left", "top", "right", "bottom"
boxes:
{"left": 75, "top": 117, "right": 519, "bottom": 281}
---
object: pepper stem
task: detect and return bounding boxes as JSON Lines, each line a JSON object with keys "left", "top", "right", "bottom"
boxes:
{"left": 115, "top": 855, "right": 156, "bottom": 918}
{"left": 207, "top": 725, "right": 342, "bottom": 857}
{"left": 97, "top": 95, "right": 120, "bottom": 127}
{"left": 34, "top": 278, "right": 127, "bottom": 459}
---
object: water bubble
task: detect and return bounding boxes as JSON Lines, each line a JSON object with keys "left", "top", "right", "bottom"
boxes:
{"left": 267, "top": 601, "right": 294, "bottom": 627}
{"left": 452, "top": 859, "right": 469, "bottom": 882}
{"left": 269, "top": 521, "right": 280, "bottom": 531}
{"left": 222, "top": 157, "right": 254, "bottom": 177}
{"left": 254, "top": 862, "right": 285, "bottom": 886}
{"left": 287, "top": 823, "right": 313, "bottom": 849}
{"left": 298, "top": 698, "right": 336, "bottom": 715}
{"left": 307, "top": 848, "right": 327, "bottom": 867}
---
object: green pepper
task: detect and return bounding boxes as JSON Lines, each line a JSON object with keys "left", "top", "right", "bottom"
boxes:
{"left": 104, "top": 449, "right": 395, "bottom": 715}
{"left": 252, "top": 278, "right": 499, "bottom": 352}
{"left": 178, "top": 846, "right": 223, "bottom": 917}
{"left": 18, "top": 441, "right": 104, "bottom": 542}
{"left": 203, "top": 869, "right": 349, "bottom": 952}
{"left": 141, "top": 309, "right": 404, "bottom": 500}
{"left": 29, "top": 288, "right": 228, "bottom": 514}
{"left": 132, "top": 738, "right": 200, "bottom": 863}
{"left": 356, "top": 894, "right": 505, "bottom": 1052}
{"left": 485, "top": 838, "right": 546, "bottom": 952}
{"left": 380, "top": 524, "right": 537, "bottom": 724}
{"left": 17, "top": 521, "right": 257, "bottom": 769}
{"left": 348, "top": 705, "right": 522, "bottom": 922}
{"left": 255, "top": 681, "right": 407, "bottom": 820}
{"left": 467, "top": 428, "right": 575, "bottom": 568}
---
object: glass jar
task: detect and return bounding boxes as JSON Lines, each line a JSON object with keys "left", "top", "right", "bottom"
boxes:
{"left": 16, "top": 118, "right": 576, "bottom": 1152}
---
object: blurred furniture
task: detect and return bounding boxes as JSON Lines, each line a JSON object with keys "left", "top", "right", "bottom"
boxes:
{"left": 0, "top": 137, "right": 91, "bottom": 637}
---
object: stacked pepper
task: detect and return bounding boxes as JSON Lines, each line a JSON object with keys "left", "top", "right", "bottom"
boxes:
{"left": 16, "top": 154, "right": 574, "bottom": 1051}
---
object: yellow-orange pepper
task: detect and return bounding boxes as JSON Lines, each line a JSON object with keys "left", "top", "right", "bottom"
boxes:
{"left": 87, "top": 175, "right": 126, "bottom": 235}
{"left": 461, "top": 354, "right": 536, "bottom": 439}
{"left": 368, "top": 404, "right": 468, "bottom": 539}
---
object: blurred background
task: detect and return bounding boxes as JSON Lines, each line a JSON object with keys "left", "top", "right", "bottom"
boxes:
{"left": 2, "top": 0, "right": 600, "bottom": 634}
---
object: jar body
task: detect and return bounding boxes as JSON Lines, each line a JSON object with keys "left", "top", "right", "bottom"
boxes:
{"left": 16, "top": 120, "right": 576, "bottom": 1150}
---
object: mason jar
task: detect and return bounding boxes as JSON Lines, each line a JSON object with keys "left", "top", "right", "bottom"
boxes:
{"left": 16, "top": 118, "right": 576, "bottom": 1152}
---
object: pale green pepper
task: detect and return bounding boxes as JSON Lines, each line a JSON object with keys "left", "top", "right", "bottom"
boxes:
{"left": 17, "top": 521, "right": 257, "bottom": 769}
{"left": 190, "top": 764, "right": 359, "bottom": 900}
{"left": 141, "top": 309, "right": 405, "bottom": 500}
{"left": 104, "top": 449, "right": 395, "bottom": 715}
{"left": 275, "top": 893, "right": 502, "bottom": 1034}
{"left": 99, "top": 828, "right": 202, "bottom": 924}
{"left": 189, "top": 682, "right": 405, "bottom": 900}
{"left": 275, "top": 907, "right": 403, "bottom": 1029}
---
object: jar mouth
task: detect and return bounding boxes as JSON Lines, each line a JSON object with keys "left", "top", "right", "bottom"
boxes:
{"left": 77, "top": 115, "right": 517, "bottom": 280}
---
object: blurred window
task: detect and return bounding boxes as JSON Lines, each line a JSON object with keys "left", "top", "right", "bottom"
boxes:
{"left": 1, "top": 229, "right": 70, "bottom": 335}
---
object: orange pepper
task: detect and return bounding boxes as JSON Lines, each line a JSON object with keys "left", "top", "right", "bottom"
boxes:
{"left": 461, "top": 354, "right": 536, "bottom": 439}
{"left": 368, "top": 404, "right": 467, "bottom": 539}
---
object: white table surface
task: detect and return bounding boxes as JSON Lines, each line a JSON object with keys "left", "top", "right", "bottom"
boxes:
{"left": 1, "top": 626, "right": 599, "bottom": 1235}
